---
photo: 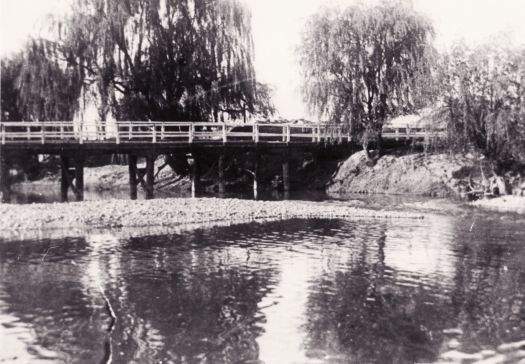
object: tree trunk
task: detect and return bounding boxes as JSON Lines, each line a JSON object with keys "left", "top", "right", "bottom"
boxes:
{"left": 376, "top": 134, "right": 384, "bottom": 158}
{"left": 362, "top": 140, "right": 374, "bottom": 162}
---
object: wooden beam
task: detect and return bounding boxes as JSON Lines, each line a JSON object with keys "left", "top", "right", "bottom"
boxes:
{"left": 253, "top": 151, "right": 260, "bottom": 199}
{"left": 74, "top": 155, "right": 85, "bottom": 201}
{"left": 190, "top": 153, "right": 200, "bottom": 198}
{"left": 218, "top": 153, "right": 226, "bottom": 194}
{"left": 145, "top": 155, "right": 155, "bottom": 200}
{"left": 0, "top": 148, "right": 10, "bottom": 203}
{"left": 128, "top": 154, "right": 138, "bottom": 200}
{"left": 282, "top": 159, "right": 290, "bottom": 193}
{"left": 60, "top": 155, "right": 70, "bottom": 202}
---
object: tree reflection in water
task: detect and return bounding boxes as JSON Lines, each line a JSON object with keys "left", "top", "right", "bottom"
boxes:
{"left": 301, "top": 216, "right": 525, "bottom": 363}
{"left": 0, "top": 215, "right": 524, "bottom": 363}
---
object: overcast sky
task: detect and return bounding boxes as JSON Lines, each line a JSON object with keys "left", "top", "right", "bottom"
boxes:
{"left": 2, "top": 0, "right": 525, "bottom": 119}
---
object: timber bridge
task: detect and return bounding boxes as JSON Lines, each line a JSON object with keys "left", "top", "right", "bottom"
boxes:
{"left": 0, "top": 121, "right": 440, "bottom": 203}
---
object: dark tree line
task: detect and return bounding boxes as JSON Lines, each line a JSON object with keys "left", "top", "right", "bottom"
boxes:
{"left": 1, "top": 0, "right": 274, "bottom": 122}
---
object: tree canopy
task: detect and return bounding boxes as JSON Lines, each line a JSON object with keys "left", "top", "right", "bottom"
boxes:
{"left": 439, "top": 42, "right": 525, "bottom": 166}
{"left": 298, "top": 2, "right": 435, "bottom": 157}
{"left": 6, "top": 0, "right": 273, "bottom": 122}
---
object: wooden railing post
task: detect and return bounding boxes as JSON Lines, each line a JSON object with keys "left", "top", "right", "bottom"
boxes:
{"left": 152, "top": 124, "right": 157, "bottom": 143}
{"left": 116, "top": 123, "right": 120, "bottom": 144}
{"left": 286, "top": 125, "right": 291, "bottom": 143}
{"left": 79, "top": 124, "right": 83, "bottom": 144}
{"left": 60, "top": 123, "right": 64, "bottom": 139}
{"left": 254, "top": 124, "right": 259, "bottom": 143}
{"left": 189, "top": 124, "right": 194, "bottom": 143}
{"left": 1, "top": 124, "right": 5, "bottom": 145}
{"left": 128, "top": 123, "right": 132, "bottom": 140}
{"left": 27, "top": 125, "right": 31, "bottom": 141}
{"left": 161, "top": 124, "right": 165, "bottom": 140}
{"left": 222, "top": 124, "right": 227, "bottom": 143}
{"left": 41, "top": 124, "right": 45, "bottom": 144}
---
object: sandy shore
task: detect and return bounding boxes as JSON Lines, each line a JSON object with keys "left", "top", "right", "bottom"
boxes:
{"left": 0, "top": 197, "right": 424, "bottom": 241}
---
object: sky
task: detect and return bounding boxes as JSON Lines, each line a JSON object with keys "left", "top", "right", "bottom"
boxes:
{"left": 2, "top": 0, "right": 525, "bottom": 119}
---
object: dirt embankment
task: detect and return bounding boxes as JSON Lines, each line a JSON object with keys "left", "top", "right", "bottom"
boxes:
{"left": 327, "top": 152, "right": 473, "bottom": 197}
{"left": 327, "top": 151, "right": 525, "bottom": 197}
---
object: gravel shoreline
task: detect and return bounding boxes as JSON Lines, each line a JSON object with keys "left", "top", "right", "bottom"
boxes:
{"left": 0, "top": 198, "right": 423, "bottom": 241}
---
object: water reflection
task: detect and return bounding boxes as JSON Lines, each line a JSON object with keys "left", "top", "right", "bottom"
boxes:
{"left": 0, "top": 215, "right": 524, "bottom": 363}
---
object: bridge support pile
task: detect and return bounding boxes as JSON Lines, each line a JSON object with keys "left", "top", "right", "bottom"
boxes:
{"left": 190, "top": 153, "right": 201, "bottom": 198}
{"left": 218, "top": 153, "right": 226, "bottom": 195}
{"left": 253, "top": 152, "right": 260, "bottom": 198}
{"left": 60, "top": 155, "right": 84, "bottom": 202}
{"left": 282, "top": 159, "right": 290, "bottom": 194}
{"left": 0, "top": 148, "right": 10, "bottom": 203}
{"left": 128, "top": 155, "right": 156, "bottom": 200}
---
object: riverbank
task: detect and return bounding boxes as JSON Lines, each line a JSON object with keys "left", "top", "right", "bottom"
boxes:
{"left": 327, "top": 151, "right": 525, "bottom": 213}
{"left": 328, "top": 151, "right": 477, "bottom": 197}
{"left": 0, "top": 197, "right": 424, "bottom": 241}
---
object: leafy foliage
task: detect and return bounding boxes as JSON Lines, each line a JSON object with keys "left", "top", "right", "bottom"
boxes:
{"left": 15, "top": 40, "right": 84, "bottom": 121}
{"left": 439, "top": 43, "right": 525, "bottom": 165}
{"left": 9, "top": 0, "right": 272, "bottom": 122}
{"left": 1, "top": 55, "right": 24, "bottom": 121}
{"left": 298, "top": 2, "right": 435, "bottom": 154}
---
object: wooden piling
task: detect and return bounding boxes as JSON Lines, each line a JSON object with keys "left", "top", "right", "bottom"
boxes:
{"left": 190, "top": 153, "right": 200, "bottom": 198}
{"left": 74, "top": 155, "right": 84, "bottom": 201}
{"left": 253, "top": 151, "right": 260, "bottom": 199}
{"left": 128, "top": 155, "right": 138, "bottom": 200}
{"left": 218, "top": 153, "right": 226, "bottom": 194}
{"left": 145, "top": 155, "right": 155, "bottom": 200}
{"left": 282, "top": 159, "right": 290, "bottom": 193}
{"left": 0, "top": 148, "right": 10, "bottom": 203}
{"left": 60, "top": 155, "right": 69, "bottom": 202}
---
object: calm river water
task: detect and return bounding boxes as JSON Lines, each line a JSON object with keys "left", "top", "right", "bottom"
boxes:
{"left": 1, "top": 197, "right": 525, "bottom": 363}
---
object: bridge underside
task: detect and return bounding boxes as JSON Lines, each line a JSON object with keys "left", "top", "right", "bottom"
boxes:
{"left": 0, "top": 141, "right": 351, "bottom": 155}
{"left": 0, "top": 141, "right": 357, "bottom": 203}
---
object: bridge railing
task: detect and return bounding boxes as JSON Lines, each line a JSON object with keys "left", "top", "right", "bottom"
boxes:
{"left": 382, "top": 125, "right": 446, "bottom": 141}
{"left": 0, "top": 121, "right": 350, "bottom": 145}
{"left": 0, "top": 121, "right": 444, "bottom": 146}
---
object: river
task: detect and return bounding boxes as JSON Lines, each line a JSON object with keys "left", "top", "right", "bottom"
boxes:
{"left": 0, "top": 193, "right": 524, "bottom": 363}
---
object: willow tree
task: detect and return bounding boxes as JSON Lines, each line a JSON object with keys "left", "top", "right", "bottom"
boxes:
{"left": 439, "top": 43, "right": 525, "bottom": 168}
{"left": 13, "top": 40, "right": 84, "bottom": 121}
{"left": 18, "top": 0, "right": 260, "bottom": 122}
{"left": 299, "top": 2, "right": 435, "bottom": 159}
{"left": 1, "top": 54, "right": 24, "bottom": 121}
